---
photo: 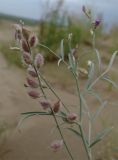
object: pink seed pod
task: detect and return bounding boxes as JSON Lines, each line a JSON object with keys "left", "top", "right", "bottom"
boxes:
{"left": 28, "top": 90, "right": 39, "bottom": 99}
{"left": 53, "top": 100, "right": 61, "bottom": 113}
{"left": 34, "top": 53, "right": 44, "bottom": 68}
{"left": 22, "top": 39, "right": 30, "bottom": 53}
{"left": 29, "top": 34, "right": 38, "bottom": 47}
{"left": 15, "top": 29, "right": 22, "bottom": 41}
{"left": 22, "top": 27, "right": 31, "bottom": 41}
{"left": 27, "top": 77, "right": 38, "bottom": 88}
{"left": 50, "top": 140, "right": 63, "bottom": 152}
{"left": 13, "top": 24, "right": 22, "bottom": 41}
{"left": 27, "top": 65, "right": 37, "bottom": 77}
{"left": 67, "top": 113, "right": 77, "bottom": 121}
{"left": 23, "top": 52, "right": 32, "bottom": 65}
{"left": 40, "top": 100, "right": 51, "bottom": 110}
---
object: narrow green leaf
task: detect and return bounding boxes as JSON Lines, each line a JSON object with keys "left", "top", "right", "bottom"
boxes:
{"left": 87, "top": 90, "right": 103, "bottom": 104}
{"left": 102, "top": 76, "right": 118, "bottom": 89}
{"left": 87, "top": 51, "right": 118, "bottom": 90}
{"left": 80, "top": 95, "right": 92, "bottom": 120}
{"left": 92, "top": 101, "right": 107, "bottom": 122}
{"left": 60, "top": 39, "right": 64, "bottom": 60}
{"left": 106, "top": 51, "right": 118, "bottom": 73}
{"left": 58, "top": 59, "right": 63, "bottom": 66}
{"left": 57, "top": 39, "right": 64, "bottom": 66}
{"left": 67, "top": 128, "right": 81, "bottom": 137}
{"left": 68, "top": 54, "right": 73, "bottom": 69}
{"left": 88, "top": 62, "right": 95, "bottom": 79}
{"left": 10, "top": 47, "right": 20, "bottom": 51}
{"left": 68, "top": 53, "right": 77, "bottom": 72}
{"left": 18, "top": 114, "right": 36, "bottom": 128}
{"left": 95, "top": 49, "right": 101, "bottom": 72}
{"left": 85, "top": 61, "right": 95, "bottom": 89}
{"left": 89, "top": 127, "right": 113, "bottom": 148}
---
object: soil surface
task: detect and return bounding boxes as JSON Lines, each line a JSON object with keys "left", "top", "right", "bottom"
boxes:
{"left": 0, "top": 53, "right": 117, "bottom": 160}
{"left": 0, "top": 21, "right": 118, "bottom": 160}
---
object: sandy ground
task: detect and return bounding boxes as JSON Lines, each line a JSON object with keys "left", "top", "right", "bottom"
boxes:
{"left": 0, "top": 52, "right": 117, "bottom": 160}
{"left": 0, "top": 53, "right": 87, "bottom": 160}
{"left": 0, "top": 21, "right": 117, "bottom": 160}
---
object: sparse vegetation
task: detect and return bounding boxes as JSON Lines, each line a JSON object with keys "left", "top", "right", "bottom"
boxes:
{"left": 0, "top": 1, "right": 117, "bottom": 160}
{"left": 9, "top": 5, "right": 118, "bottom": 160}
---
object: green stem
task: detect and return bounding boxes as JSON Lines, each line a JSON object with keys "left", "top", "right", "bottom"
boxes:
{"left": 92, "top": 32, "right": 96, "bottom": 51}
{"left": 38, "top": 43, "right": 68, "bottom": 66}
{"left": 51, "top": 109, "right": 74, "bottom": 160}
{"left": 38, "top": 41, "right": 92, "bottom": 160}
{"left": 37, "top": 71, "right": 69, "bottom": 112}
{"left": 79, "top": 125, "right": 91, "bottom": 160}
{"left": 71, "top": 70, "right": 82, "bottom": 121}
{"left": 38, "top": 79, "right": 74, "bottom": 160}
{"left": 88, "top": 65, "right": 112, "bottom": 89}
{"left": 70, "top": 70, "right": 92, "bottom": 160}
{"left": 27, "top": 44, "right": 74, "bottom": 160}
{"left": 33, "top": 65, "right": 46, "bottom": 99}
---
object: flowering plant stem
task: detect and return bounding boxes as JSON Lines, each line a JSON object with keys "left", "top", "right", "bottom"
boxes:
{"left": 28, "top": 45, "right": 74, "bottom": 160}
{"left": 37, "top": 70, "right": 69, "bottom": 112}
{"left": 71, "top": 71, "right": 92, "bottom": 160}
{"left": 38, "top": 42, "right": 92, "bottom": 160}
{"left": 38, "top": 41, "right": 93, "bottom": 160}
{"left": 13, "top": 13, "right": 117, "bottom": 159}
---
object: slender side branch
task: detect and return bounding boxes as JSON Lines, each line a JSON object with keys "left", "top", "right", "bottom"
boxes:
{"left": 37, "top": 71, "right": 69, "bottom": 112}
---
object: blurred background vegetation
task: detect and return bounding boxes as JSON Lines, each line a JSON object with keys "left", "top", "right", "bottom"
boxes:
{"left": 0, "top": 0, "right": 116, "bottom": 64}
{"left": 0, "top": 0, "right": 117, "bottom": 91}
{"left": 0, "top": 0, "right": 117, "bottom": 89}
{"left": 0, "top": 0, "right": 117, "bottom": 65}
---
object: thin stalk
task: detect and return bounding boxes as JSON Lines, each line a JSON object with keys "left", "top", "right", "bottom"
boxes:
{"left": 92, "top": 32, "right": 96, "bottom": 51}
{"left": 90, "top": 30, "right": 100, "bottom": 89}
{"left": 81, "top": 96, "right": 92, "bottom": 148}
{"left": 33, "top": 65, "right": 46, "bottom": 99}
{"left": 88, "top": 121, "right": 92, "bottom": 160}
{"left": 38, "top": 39, "right": 92, "bottom": 160}
{"left": 37, "top": 71, "right": 69, "bottom": 112}
{"left": 38, "top": 43, "right": 68, "bottom": 66}
{"left": 79, "top": 125, "right": 91, "bottom": 160}
{"left": 51, "top": 109, "right": 74, "bottom": 160}
{"left": 92, "top": 31, "right": 101, "bottom": 74}
{"left": 88, "top": 121, "right": 91, "bottom": 145}
{"left": 71, "top": 70, "right": 82, "bottom": 121}
{"left": 38, "top": 43, "right": 85, "bottom": 119}
{"left": 70, "top": 69, "right": 92, "bottom": 160}
{"left": 88, "top": 66, "right": 112, "bottom": 89}
{"left": 35, "top": 71, "right": 74, "bottom": 160}
{"left": 28, "top": 44, "right": 73, "bottom": 160}
{"left": 68, "top": 34, "right": 91, "bottom": 159}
